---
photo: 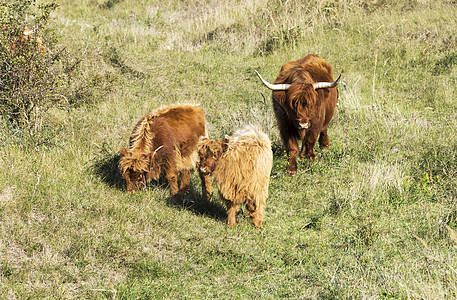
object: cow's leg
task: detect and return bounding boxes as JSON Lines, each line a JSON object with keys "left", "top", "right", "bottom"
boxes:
{"left": 300, "top": 137, "right": 306, "bottom": 157}
{"left": 224, "top": 197, "right": 238, "bottom": 227}
{"left": 273, "top": 101, "right": 298, "bottom": 176}
{"left": 177, "top": 169, "right": 191, "bottom": 196}
{"left": 285, "top": 137, "right": 299, "bottom": 176}
{"left": 199, "top": 170, "right": 212, "bottom": 200}
{"left": 246, "top": 197, "right": 264, "bottom": 229}
{"left": 251, "top": 213, "right": 264, "bottom": 229}
{"left": 319, "top": 128, "right": 330, "bottom": 149}
{"left": 302, "top": 131, "right": 318, "bottom": 162}
{"left": 165, "top": 165, "right": 180, "bottom": 196}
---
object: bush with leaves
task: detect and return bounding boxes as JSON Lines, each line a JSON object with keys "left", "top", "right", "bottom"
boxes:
{"left": 0, "top": 0, "right": 99, "bottom": 130}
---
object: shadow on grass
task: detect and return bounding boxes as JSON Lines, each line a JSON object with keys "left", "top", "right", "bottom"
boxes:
{"left": 165, "top": 185, "right": 227, "bottom": 222}
{"left": 90, "top": 152, "right": 226, "bottom": 221}
{"left": 90, "top": 153, "right": 124, "bottom": 189}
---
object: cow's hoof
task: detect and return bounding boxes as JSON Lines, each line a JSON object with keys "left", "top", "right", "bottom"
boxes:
{"left": 319, "top": 144, "right": 329, "bottom": 150}
{"left": 287, "top": 170, "right": 297, "bottom": 177}
{"left": 252, "top": 218, "right": 263, "bottom": 228}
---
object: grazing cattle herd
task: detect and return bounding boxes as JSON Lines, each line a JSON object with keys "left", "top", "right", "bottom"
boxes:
{"left": 119, "top": 54, "right": 342, "bottom": 228}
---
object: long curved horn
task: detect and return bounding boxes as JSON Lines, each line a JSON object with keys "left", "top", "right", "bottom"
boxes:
{"left": 151, "top": 145, "right": 163, "bottom": 157}
{"left": 255, "top": 70, "right": 291, "bottom": 91}
{"left": 313, "top": 69, "right": 344, "bottom": 90}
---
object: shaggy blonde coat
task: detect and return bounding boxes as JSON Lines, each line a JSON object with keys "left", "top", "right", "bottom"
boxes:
{"left": 198, "top": 125, "right": 273, "bottom": 228}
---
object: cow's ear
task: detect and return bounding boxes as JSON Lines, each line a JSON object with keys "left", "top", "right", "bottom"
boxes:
{"left": 198, "top": 136, "right": 209, "bottom": 149}
{"left": 120, "top": 147, "right": 128, "bottom": 157}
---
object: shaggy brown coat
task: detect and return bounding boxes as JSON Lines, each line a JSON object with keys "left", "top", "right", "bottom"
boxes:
{"left": 259, "top": 54, "right": 340, "bottom": 176}
{"left": 198, "top": 125, "right": 273, "bottom": 228}
{"left": 119, "top": 104, "right": 208, "bottom": 196}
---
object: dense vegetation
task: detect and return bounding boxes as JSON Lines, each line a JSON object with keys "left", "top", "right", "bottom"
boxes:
{"left": 1, "top": 0, "right": 457, "bottom": 298}
{"left": 0, "top": 0, "right": 104, "bottom": 136}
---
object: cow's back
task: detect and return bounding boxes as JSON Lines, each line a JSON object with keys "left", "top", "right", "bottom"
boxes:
{"left": 275, "top": 54, "right": 334, "bottom": 85}
{"left": 151, "top": 105, "right": 206, "bottom": 169}
{"left": 217, "top": 125, "right": 272, "bottom": 199}
{"left": 158, "top": 105, "right": 206, "bottom": 145}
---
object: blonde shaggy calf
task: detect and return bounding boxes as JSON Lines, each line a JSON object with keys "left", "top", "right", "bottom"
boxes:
{"left": 198, "top": 125, "right": 273, "bottom": 228}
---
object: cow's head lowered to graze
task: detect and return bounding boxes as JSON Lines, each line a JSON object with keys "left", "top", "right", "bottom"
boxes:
{"left": 119, "top": 146, "right": 163, "bottom": 193}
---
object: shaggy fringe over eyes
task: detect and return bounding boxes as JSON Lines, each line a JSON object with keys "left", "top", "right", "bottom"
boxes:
{"left": 198, "top": 138, "right": 224, "bottom": 156}
{"left": 120, "top": 103, "right": 206, "bottom": 196}
{"left": 201, "top": 124, "right": 273, "bottom": 202}
{"left": 288, "top": 83, "right": 317, "bottom": 119}
{"left": 119, "top": 153, "right": 150, "bottom": 174}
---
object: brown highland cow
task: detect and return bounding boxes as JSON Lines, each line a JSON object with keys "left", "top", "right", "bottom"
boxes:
{"left": 256, "top": 54, "right": 343, "bottom": 176}
{"left": 198, "top": 125, "right": 273, "bottom": 228}
{"left": 119, "top": 104, "right": 208, "bottom": 196}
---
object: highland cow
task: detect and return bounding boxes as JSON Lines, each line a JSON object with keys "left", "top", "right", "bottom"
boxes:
{"left": 256, "top": 54, "right": 343, "bottom": 176}
{"left": 119, "top": 104, "right": 208, "bottom": 196}
{"left": 198, "top": 125, "right": 273, "bottom": 228}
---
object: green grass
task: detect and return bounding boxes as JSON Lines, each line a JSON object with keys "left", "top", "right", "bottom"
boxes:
{"left": 1, "top": 0, "right": 457, "bottom": 298}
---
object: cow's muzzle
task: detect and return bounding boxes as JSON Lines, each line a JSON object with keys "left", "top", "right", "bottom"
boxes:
{"left": 298, "top": 122, "right": 310, "bottom": 129}
{"left": 200, "top": 166, "right": 211, "bottom": 175}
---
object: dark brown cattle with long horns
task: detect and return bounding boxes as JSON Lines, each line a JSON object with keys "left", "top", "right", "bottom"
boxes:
{"left": 119, "top": 104, "right": 208, "bottom": 196}
{"left": 256, "top": 54, "right": 342, "bottom": 176}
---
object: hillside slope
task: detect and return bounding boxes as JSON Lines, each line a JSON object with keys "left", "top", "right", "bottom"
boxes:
{"left": 1, "top": 0, "right": 457, "bottom": 298}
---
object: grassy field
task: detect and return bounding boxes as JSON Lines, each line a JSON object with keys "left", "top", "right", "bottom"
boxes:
{"left": 1, "top": 0, "right": 457, "bottom": 298}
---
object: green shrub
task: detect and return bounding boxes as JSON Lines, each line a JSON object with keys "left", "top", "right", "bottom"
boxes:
{"left": 0, "top": 0, "right": 98, "bottom": 130}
